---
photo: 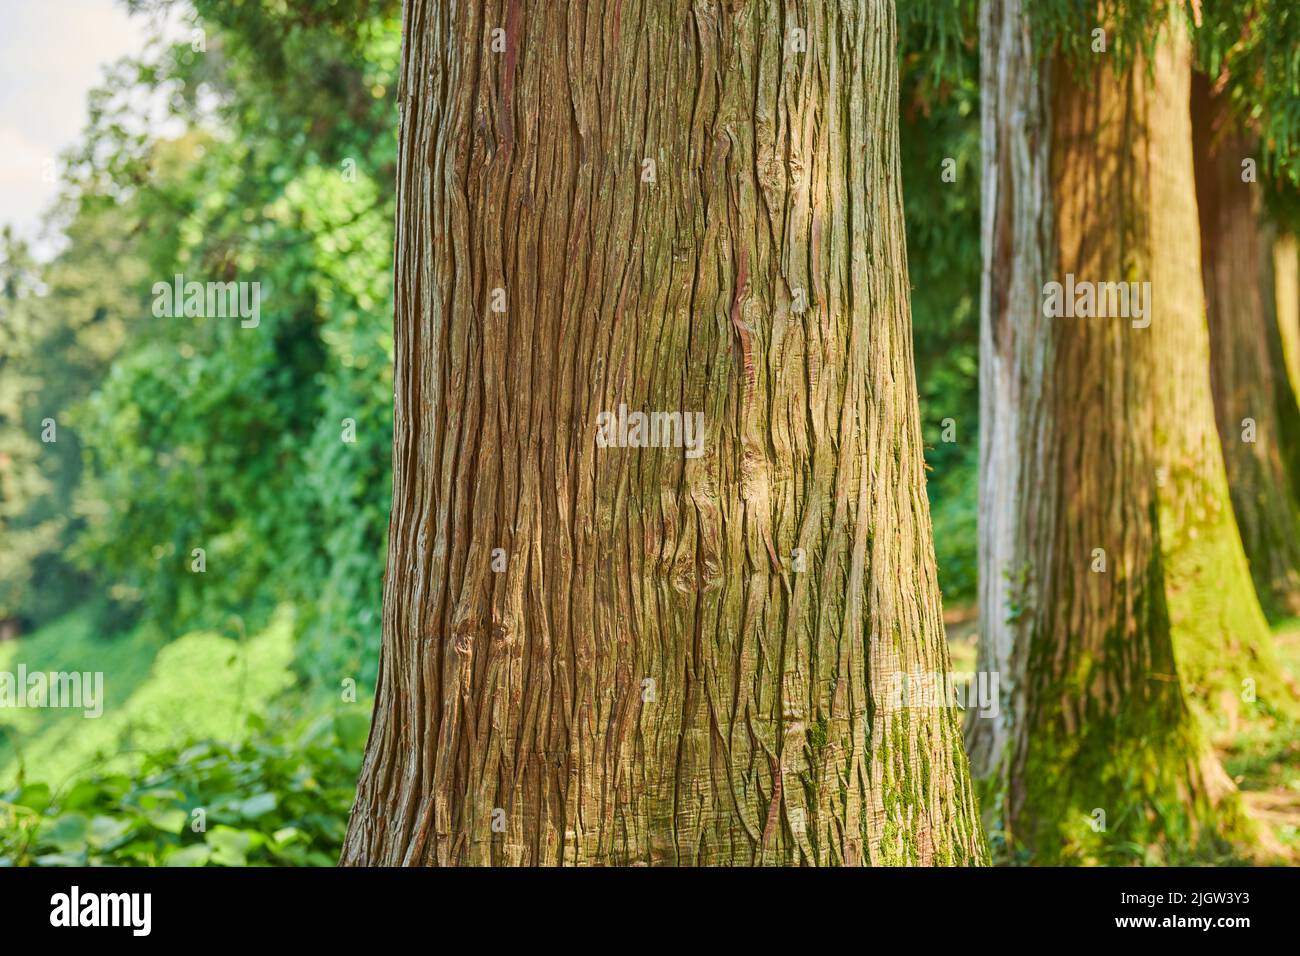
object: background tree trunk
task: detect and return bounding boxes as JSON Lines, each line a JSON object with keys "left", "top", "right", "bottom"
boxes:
{"left": 342, "top": 0, "right": 985, "bottom": 866}
{"left": 1276, "top": 234, "right": 1300, "bottom": 395}
{"left": 1192, "top": 74, "right": 1300, "bottom": 621}
{"left": 974, "top": 3, "right": 1245, "bottom": 862}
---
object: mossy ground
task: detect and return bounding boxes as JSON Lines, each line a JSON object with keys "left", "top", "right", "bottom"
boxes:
{"left": 949, "top": 606, "right": 1300, "bottom": 865}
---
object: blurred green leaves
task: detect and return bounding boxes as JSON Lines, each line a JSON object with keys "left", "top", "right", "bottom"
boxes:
{"left": 0, "top": 1, "right": 400, "bottom": 686}
{"left": 1, "top": 710, "right": 362, "bottom": 867}
{"left": 899, "top": 10, "right": 982, "bottom": 602}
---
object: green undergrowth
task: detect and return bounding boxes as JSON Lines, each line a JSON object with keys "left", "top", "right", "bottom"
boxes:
{"left": 0, "top": 604, "right": 372, "bottom": 866}
{"left": 0, "top": 709, "right": 367, "bottom": 866}
{"left": 0, "top": 604, "right": 299, "bottom": 787}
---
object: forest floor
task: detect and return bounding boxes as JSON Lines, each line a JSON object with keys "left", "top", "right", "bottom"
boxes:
{"left": 944, "top": 606, "right": 1300, "bottom": 864}
{"left": 1219, "top": 621, "right": 1300, "bottom": 863}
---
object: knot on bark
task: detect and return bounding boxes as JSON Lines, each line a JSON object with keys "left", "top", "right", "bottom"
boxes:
{"left": 452, "top": 620, "right": 476, "bottom": 658}
{"left": 671, "top": 556, "right": 699, "bottom": 594}
{"left": 491, "top": 619, "right": 513, "bottom": 649}
{"left": 699, "top": 556, "right": 723, "bottom": 591}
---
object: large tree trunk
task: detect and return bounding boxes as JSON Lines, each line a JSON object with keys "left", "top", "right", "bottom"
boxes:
{"left": 973, "top": 3, "right": 1248, "bottom": 862}
{"left": 342, "top": 0, "right": 985, "bottom": 867}
{"left": 1192, "top": 75, "right": 1300, "bottom": 621}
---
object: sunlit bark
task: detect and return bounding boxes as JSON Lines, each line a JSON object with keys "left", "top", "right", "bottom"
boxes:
{"left": 342, "top": 0, "right": 985, "bottom": 867}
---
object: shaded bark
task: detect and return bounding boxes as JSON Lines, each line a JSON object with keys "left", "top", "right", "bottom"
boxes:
{"left": 1192, "top": 74, "right": 1300, "bottom": 620}
{"left": 974, "top": 3, "right": 1245, "bottom": 862}
{"left": 342, "top": 0, "right": 985, "bottom": 866}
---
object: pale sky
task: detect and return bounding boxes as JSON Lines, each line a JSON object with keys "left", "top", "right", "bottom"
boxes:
{"left": 0, "top": 0, "right": 149, "bottom": 249}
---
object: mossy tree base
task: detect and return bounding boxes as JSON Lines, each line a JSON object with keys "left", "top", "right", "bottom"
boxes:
{"left": 976, "top": 2, "right": 1262, "bottom": 863}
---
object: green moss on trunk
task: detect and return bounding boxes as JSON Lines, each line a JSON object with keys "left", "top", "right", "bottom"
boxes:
{"left": 976, "top": 4, "right": 1259, "bottom": 864}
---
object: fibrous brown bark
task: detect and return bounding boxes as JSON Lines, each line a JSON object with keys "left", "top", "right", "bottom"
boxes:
{"left": 1192, "top": 74, "right": 1300, "bottom": 621}
{"left": 974, "top": 3, "right": 1245, "bottom": 862}
{"left": 342, "top": 0, "right": 985, "bottom": 866}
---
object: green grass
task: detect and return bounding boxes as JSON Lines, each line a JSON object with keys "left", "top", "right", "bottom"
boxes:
{"left": 1217, "top": 618, "right": 1300, "bottom": 862}
{"left": 0, "top": 604, "right": 299, "bottom": 789}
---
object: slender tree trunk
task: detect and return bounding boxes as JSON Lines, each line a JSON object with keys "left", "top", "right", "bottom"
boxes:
{"left": 342, "top": 0, "right": 985, "bottom": 867}
{"left": 1192, "top": 75, "right": 1300, "bottom": 621}
{"left": 1276, "top": 234, "right": 1300, "bottom": 396}
{"left": 974, "top": 3, "right": 1248, "bottom": 862}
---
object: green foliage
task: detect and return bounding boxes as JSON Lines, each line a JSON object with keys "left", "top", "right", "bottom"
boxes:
{"left": 898, "top": 0, "right": 979, "bottom": 84}
{"left": 899, "top": 21, "right": 982, "bottom": 602}
{"left": 1, "top": 0, "right": 1293, "bottom": 870}
{"left": 1029, "top": 0, "right": 1169, "bottom": 70}
{"left": 0, "top": 1, "right": 401, "bottom": 686}
{"left": 1218, "top": 623, "right": 1300, "bottom": 861}
{"left": 0, "top": 708, "right": 366, "bottom": 867}
{"left": 0, "top": 604, "right": 300, "bottom": 789}
{"left": 1198, "top": 0, "right": 1300, "bottom": 189}
{"left": 0, "top": 230, "right": 65, "bottom": 621}
{"left": 0, "top": 602, "right": 367, "bottom": 868}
